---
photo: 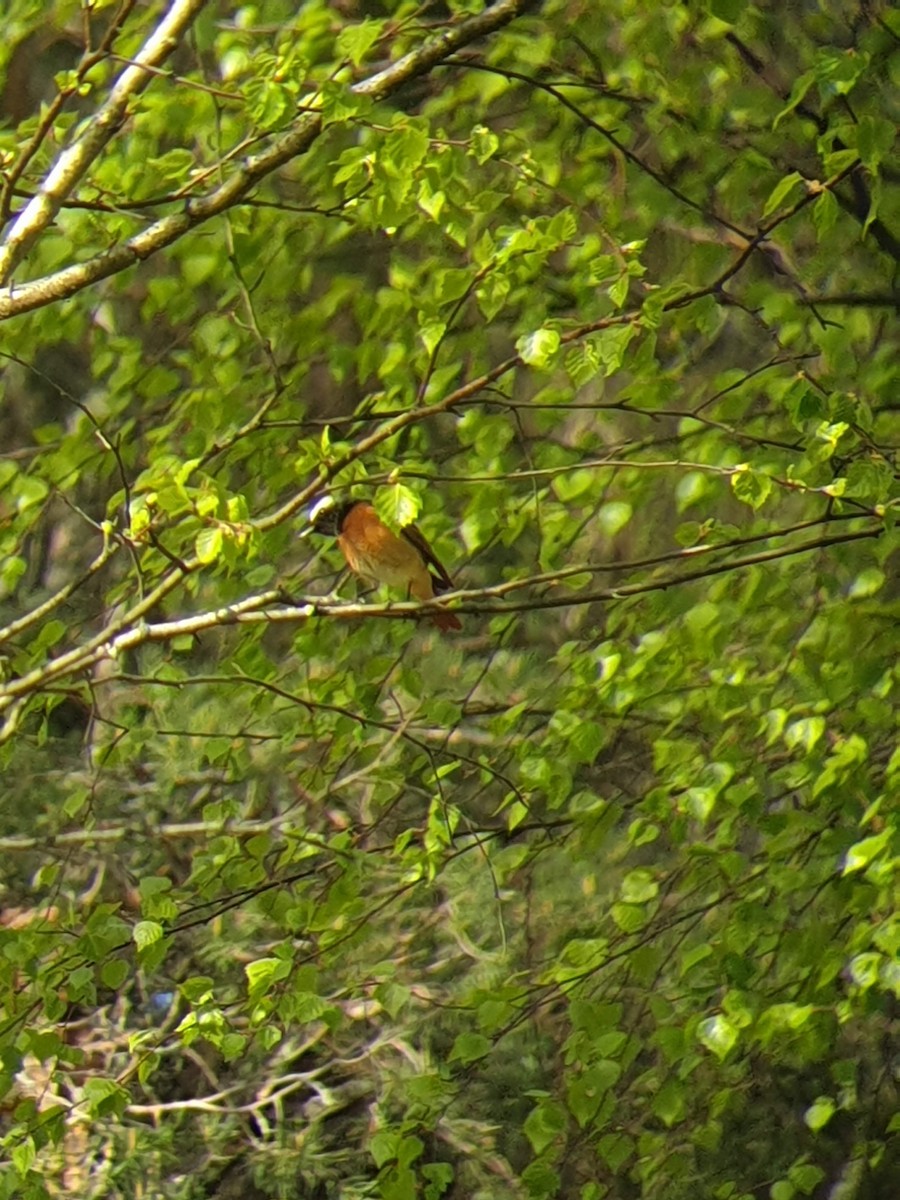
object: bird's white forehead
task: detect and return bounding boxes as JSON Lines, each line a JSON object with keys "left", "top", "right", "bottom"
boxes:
{"left": 309, "top": 495, "right": 336, "bottom": 521}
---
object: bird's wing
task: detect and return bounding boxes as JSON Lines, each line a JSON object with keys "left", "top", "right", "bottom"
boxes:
{"left": 401, "top": 524, "right": 455, "bottom": 593}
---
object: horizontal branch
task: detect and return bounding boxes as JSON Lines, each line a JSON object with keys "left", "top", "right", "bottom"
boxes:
{"left": 0, "top": 818, "right": 285, "bottom": 854}
{"left": 0, "top": 588, "right": 283, "bottom": 726}
{"left": 0, "top": 523, "right": 880, "bottom": 738}
{"left": 243, "top": 525, "right": 883, "bottom": 622}
{"left": 0, "top": 814, "right": 373, "bottom": 867}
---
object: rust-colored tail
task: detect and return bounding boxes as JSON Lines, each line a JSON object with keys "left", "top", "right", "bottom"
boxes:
{"left": 432, "top": 610, "right": 462, "bottom": 633}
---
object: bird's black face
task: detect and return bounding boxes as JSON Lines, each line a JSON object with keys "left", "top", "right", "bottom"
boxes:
{"left": 308, "top": 499, "right": 354, "bottom": 538}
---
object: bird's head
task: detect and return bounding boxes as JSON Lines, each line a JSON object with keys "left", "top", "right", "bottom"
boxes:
{"left": 303, "top": 495, "right": 354, "bottom": 538}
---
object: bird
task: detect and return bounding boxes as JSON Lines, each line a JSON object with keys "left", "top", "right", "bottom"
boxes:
{"left": 305, "top": 497, "right": 462, "bottom": 632}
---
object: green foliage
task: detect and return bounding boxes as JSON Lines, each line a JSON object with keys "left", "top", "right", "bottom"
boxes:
{"left": 0, "top": 0, "right": 897, "bottom": 1197}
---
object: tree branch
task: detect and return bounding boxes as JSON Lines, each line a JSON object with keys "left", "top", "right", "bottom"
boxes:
{"left": 0, "top": 0, "right": 527, "bottom": 318}
{"left": 0, "top": 0, "right": 210, "bottom": 286}
{"left": 0, "top": 0, "right": 140, "bottom": 226}
{"left": 0, "top": 524, "right": 880, "bottom": 739}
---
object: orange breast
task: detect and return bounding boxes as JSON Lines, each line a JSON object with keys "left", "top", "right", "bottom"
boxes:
{"left": 338, "top": 504, "right": 435, "bottom": 601}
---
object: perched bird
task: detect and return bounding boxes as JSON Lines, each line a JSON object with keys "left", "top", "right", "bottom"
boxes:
{"left": 306, "top": 497, "right": 462, "bottom": 632}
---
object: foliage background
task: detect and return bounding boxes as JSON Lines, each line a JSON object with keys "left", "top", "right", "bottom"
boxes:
{"left": 0, "top": 1, "right": 896, "bottom": 1197}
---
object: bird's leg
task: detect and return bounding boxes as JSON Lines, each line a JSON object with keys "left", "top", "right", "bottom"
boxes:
{"left": 314, "top": 566, "right": 353, "bottom": 605}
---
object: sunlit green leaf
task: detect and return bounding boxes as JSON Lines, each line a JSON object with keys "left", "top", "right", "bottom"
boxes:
{"left": 517, "top": 327, "right": 561, "bottom": 368}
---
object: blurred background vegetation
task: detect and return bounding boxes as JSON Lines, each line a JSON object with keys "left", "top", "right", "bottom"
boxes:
{"left": 0, "top": 1, "right": 896, "bottom": 1197}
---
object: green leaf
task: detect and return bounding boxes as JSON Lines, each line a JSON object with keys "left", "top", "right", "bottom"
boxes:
{"left": 813, "top": 189, "right": 840, "bottom": 240}
{"left": 822, "top": 147, "right": 860, "bottom": 175}
{"left": 652, "top": 1078, "right": 687, "bottom": 1127}
{"left": 681, "top": 943, "right": 713, "bottom": 976}
{"left": 698, "top": 1015, "right": 738, "bottom": 1060}
{"left": 521, "top": 1159, "right": 560, "bottom": 1199}
{"left": 560, "top": 717, "right": 604, "bottom": 764}
{"left": 766, "top": 1003, "right": 814, "bottom": 1031}
{"left": 611, "top": 903, "right": 650, "bottom": 932}
{"left": 598, "top": 1132, "right": 633, "bottom": 1172}
{"left": 675, "top": 521, "right": 703, "bottom": 546}
{"left": 565, "top": 342, "right": 600, "bottom": 387}
{"left": 789, "top": 1164, "right": 825, "bottom": 1196}
{"left": 195, "top": 526, "right": 223, "bottom": 564}
{"left": 220, "top": 1032, "right": 247, "bottom": 1061}
{"left": 784, "top": 715, "right": 826, "bottom": 753}
{"left": 621, "top": 869, "right": 658, "bottom": 904}
{"left": 762, "top": 172, "right": 804, "bottom": 217}
{"left": 422, "top": 1162, "right": 454, "bottom": 1200}
{"left": 847, "top": 952, "right": 881, "bottom": 989}
{"left": 596, "top": 501, "right": 632, "bottom": 536}
{"left": 517, "top": 327, "right": 561, "bottom": 368}
{"left": 596, "top": 325, "right": 635, "bottom": 373}
{"left": 523, "top": 1097, "right": 567, "bottom": 1153}
{"left": 855, "top": 116, "right": 896, "bottom": 171}
{"left": 810, "top": 419, "right": 850, "bottom": 461}
{"left": 148, "top": 147, "right": 195, "bottom": 182}
{"left": 419, "top": 320, "right": 446, "bottom": 356}
{"left": 179, "top": 976, "right": 214, "bottom": 1003}
{"left": 100, "top": 959, "right": 130, "bottom": 989}
{"left": 133, "top": 920, "right": 164, "bottom": 951}
{"left": 319, "top": 80, "right": 362, "bottom": 126}
{"left": 83, "top": 1077, "right": 129, "bottom": 1118}
{"left": 609, "top": 274, "right": 630, "bottom": 308}
{"left": 842, "top": 830, "right": 890, "bottom": 875}
{"left": 676, "top": 470, "right": 711, "bottom": 510}
{"left": 13, "top": 473, "right": 49, "bottom": 511}
{"left": 845, "top": 458, "right": 893, "bottom": 503}
{"left": 370, "top": 1129, "right": 400, "bottom": 1169}
{"left": 448, "top": 1032, "right": 491, "bottom": 1064}
{"left": 731, "top": 464, "right": 773, "bottom": 509}
{"left": 374, "top": 483, "right": 421, "bottom": 531}
{"left": 336, "top": 18, "right": 383, "bottom": 66}
{"left": 813, "top": 47, "right": 867, "bottom": 98}
{"left": 708, "top": 0, "right": 745, "bottom": 22}
{"left": 418, "top": 184, "right": 445, "bottom": 222}
{"left": 11, "top": 1136, "right": 36, "bottom": 1177}
{"left": 552, "top": 468, "right": 596, "bottom": 502}
{"left": 245, "top": 957, "right": 291, "bottom": 996}
{"left": 470, "top": 124, "right": 500, "bottom": 164}
{"left": 804, "top": 1097, "right": 835, "bottom": 1131}
{"left": 848, "top": 568, "right": 885, "bottom": 598}
{"left": 567, "top": 1061, "right": 620, "bottom": 1126}
{"left": 376, "top": 981, "right": 411, "bottom": 1018}
{"left": 28, "top": 618, "right": 67, "bottom": 655}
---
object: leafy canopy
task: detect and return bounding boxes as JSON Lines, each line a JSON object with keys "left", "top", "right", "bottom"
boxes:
{"left": 0, "top": 1, "right": 896, "bottom": 1198}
